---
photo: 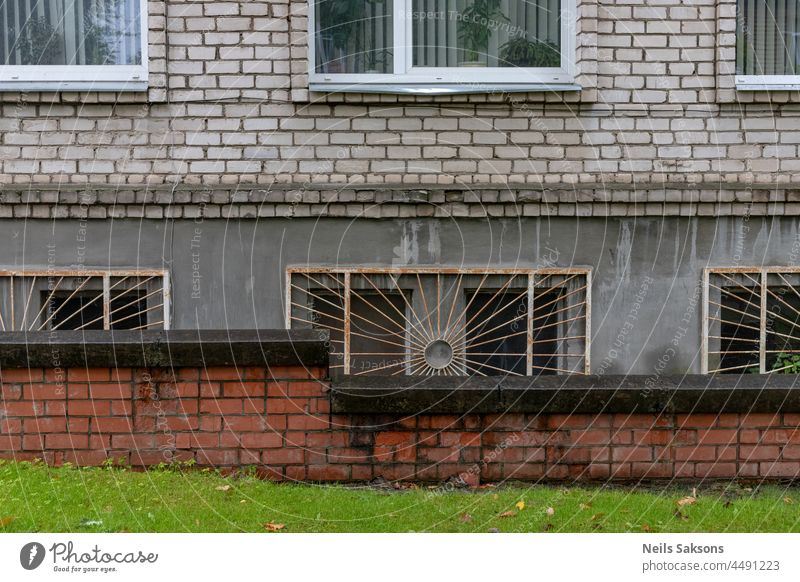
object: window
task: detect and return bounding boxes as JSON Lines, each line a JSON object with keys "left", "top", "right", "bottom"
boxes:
{"left": 0, "top": 269, "right": 170, "bottom": 331}
{"left": 703, "top": 268, "right": 800, "bottom": 373}
{"left": 0, "top": 0, "right": 148, "bottom": 91}
{"left": 289, "top": 267, "right": 590, "bottom": 376}
{"left": 310, "top": 0, "right": 576, "bottom": 93}
{"left": 736, "top": 0, "right": 800, "bottom": 89}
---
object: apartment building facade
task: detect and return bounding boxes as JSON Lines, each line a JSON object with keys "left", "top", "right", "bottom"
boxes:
{"left": 0, "top": 1, "right": 798, "bottom": 410}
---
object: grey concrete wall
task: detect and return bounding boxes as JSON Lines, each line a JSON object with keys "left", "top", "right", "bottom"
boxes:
{"left": 3, "top": 215, "right": 798, "bottom": 374}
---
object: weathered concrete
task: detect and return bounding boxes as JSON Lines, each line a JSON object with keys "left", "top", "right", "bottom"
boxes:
{"left": 0, "top": 330, "right": 329, "bottom": 368}
{"left": 331, "top": 374, "right": 800, "bottom": 414}
{"left": 2, "top": 215, "right": 798, "bottom": 374}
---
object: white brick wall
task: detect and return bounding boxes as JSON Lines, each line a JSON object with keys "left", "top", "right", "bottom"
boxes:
{"left": 1, "top": 0, "right": 800, "bottom": 197}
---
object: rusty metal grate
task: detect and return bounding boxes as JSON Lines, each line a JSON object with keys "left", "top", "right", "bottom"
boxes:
{"left": 0, "top": 269, "right": 171, "bottom": 331}
{"left": 287, "top": 267, "right": 591, "bottom": 376}
{"left": 703, "top": 267, "right": 800, "bottom": 374}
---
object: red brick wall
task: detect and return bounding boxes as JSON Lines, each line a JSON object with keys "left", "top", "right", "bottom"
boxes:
{"left": 1, "top": 365, "right": 798, "bottom": 481}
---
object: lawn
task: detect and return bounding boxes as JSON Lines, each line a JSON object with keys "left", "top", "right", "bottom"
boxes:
{"left": 2, "top": 460, "right": 800, "bottom": 533}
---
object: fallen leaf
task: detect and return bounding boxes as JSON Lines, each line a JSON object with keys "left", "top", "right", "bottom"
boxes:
{"left": 460, "top": 513, "right": 473, "bottom": 523}
{"left": 499, "top": 511, "right": 516, "bottom": 518}
{"left": 263, "top": 521, "right": 286, "bottom": 532}
{"left": 641, "top": 523, "right": 651, "bottom": 532}
{"left": 515, "top": 501, "right": 525, "bottom": 511}
{"left": 676, "top": 496, "right": 696, "bottom": 507}
{"left": 674, "top": 510, "right": 689, "bottom": 521}
{"left": 240, "top": 500, "right": 247, "bottom": 504}
{"left": 590, "top": 512, "right": 605, "bottom": 521}
{"left": 784, "top": 496, "right": 794, "bottom": 505}
{"left": 579, "top": 502, "right": 592, "bottom": 510}
{"left": 215, "top": 485, "right": 231, "bottom": 492}
{"left": 543, "top": 523, "right": 554, "bottom": 531}
{"left": 546, "top": 507, "right": 555, "bottom": 516}
{"left": 0, "top": 516, "right": 15, "bottom": 527}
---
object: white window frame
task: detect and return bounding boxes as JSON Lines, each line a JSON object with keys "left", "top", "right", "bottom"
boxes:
{"left": 0, "top": 1, "right": 148, "bottom": 92}
{"left": 736, "top": 75, "right": 800, "bottom": 91}
{"left": 308, "top": 0, "right": 578, "bottom": 94}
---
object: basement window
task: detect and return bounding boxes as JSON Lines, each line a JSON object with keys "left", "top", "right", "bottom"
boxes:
{"left": 0, "top": 270, "right": 170, "bottom": 331}
{"left": 704, "top": 269, "right": 800, "bottom": 373}
{"left": 289, "top": 267, "right": 591, "bottom": 376}
{"left": 309, "top": 0, "right": 577, "bottom": 94}
{"left": 0, "top": 0, "right": 148, "bottom": 91}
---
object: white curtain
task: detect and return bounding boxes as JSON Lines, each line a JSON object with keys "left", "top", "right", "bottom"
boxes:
{"left": 413, "top": 0, "right": 561, "bottom": 67}
{"left": 315, "top": 0, "right": 394, "bottom": 74}
{"left": 1, "top": 0, "right": 141, "bottom": 66}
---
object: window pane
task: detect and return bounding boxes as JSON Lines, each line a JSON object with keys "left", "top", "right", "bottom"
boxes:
{"left": 465, "top": 289, "right": 527, "bottom": 375}
{"left": 718, "top": 286, "right": 760, "bottom": 374}
{"left": 412, "top": 0, "right": 560, "bottom": 68}
{"left": 0, "top": 0, "right": 142, "bottom": 66}
{"left": 737, "top": 0, "right": 800, "bottom": 75}
{"left": 315, "top": 0, "right": 394, "bottom": 74}
{"left": 46, "top": 290, "right": 148, "bottom": 330}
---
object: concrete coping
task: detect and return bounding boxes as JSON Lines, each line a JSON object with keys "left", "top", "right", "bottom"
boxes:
{"left": 0, "top": 329, "right": 330, "bottom": 369}
{"left": 331, "top": 374, "right": 800, "bottom": 414}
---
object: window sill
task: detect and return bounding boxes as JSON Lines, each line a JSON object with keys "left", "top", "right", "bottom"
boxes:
{"left": 0, "top": 329, "right": 328, "bottom": 368}
{"left": 0, "top": 80, "right": 148, "bottom": 92}
{"left": 309, "top": 83, "right": 582, "bottom": 95}
{"left": 331, "top": 374, "right": 800, "bottom": 414}
{"left": 735, "top": 76, "right": 800, "bottom": 91}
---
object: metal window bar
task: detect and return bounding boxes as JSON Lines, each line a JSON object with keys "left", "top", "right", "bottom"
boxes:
{"left": 287, "top": 266, "right": 591, "bottom": 376}
{"left": 0, "top": 269, "right": 170, "bottom": 331}
{"left": 703, "top": 267, "right": 800, "bottom": 374}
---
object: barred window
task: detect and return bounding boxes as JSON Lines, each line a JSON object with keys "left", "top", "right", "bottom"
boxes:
{"left": 288, "top": 267, "right": 591, "bottom": 377}
{"left": 0, "top": 269, "right": 170, "bottom": 331}
{"left": 703, "top": 268, "right": 800, "bottom": 374}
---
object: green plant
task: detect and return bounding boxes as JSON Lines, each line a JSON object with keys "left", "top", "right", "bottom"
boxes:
{"left": 317, "top": 0, "right": 391, "bottom": 72}
{"left": 458, "top": 0, "right": 506, "bottom": 63}
{"left": 771, "top": 352, "right": 800, "bottom": 373}
{"left": 16, "top": 17, "right": 63, "bottom": 65}
{"left": 499, "top": 37, "right": 560, "bottom": 67}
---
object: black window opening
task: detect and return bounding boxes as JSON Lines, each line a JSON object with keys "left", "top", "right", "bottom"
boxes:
{"left": 465, "top": 287, "right": 564, "bottom": 376}
{"left": 718, "top": 286, "right": 760, "bottom": 373}
{"left": 44, "top": 290, "right": 149, "bottom": 330}
{"left": 765, "top": 286, "right": 800, "bottom": 372}
{"left": 310, "top": 289, "right": 410, "bottom": 376}
{"left": 465, "top": 289, "right": 528, "bottom": 375}
{"left": 718, "top": 284, "right": 800, "bottom": 374}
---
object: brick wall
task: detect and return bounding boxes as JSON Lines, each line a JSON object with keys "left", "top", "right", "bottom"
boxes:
{"left": 2, "top": 364, "right": 799, "bottom": 481}
{"left": 0, "top": 0, "right": 798, "bottom": 198}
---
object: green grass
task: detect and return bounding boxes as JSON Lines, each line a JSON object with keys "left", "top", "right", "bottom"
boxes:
{"left": 3, "top": 460, "right": 800, "bottom": 533}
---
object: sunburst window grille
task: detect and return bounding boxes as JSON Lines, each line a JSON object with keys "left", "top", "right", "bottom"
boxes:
{"left": 288, "top": 267, "right": 591, "bottom": 376}
{"left": 0, "top": 269, "right": 170, "bottom": 331}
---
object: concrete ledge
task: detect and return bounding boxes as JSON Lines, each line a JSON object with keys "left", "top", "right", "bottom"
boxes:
{"left": 0, "top": 329, "right": 329, "bottom": 369}
{"left": 331, "top": 374, "right": 800, "bottom": 414}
